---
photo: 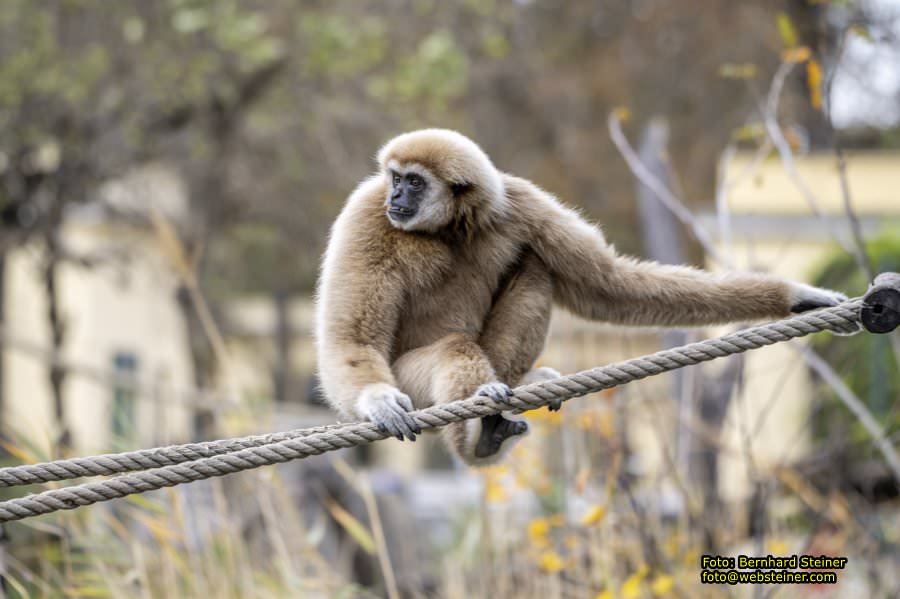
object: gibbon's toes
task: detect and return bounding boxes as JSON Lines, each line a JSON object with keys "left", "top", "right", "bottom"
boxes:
{"left": 547, "top": 399, "right": 563, "bottom": 412}
{"left": 790, "top": 283, "right": 848, "bottom": 313}
{"left": 359, "top": 384, "right": 421, "bottom": 441}
{"left": 475, "top": 381, "right": 515, "bottom": 406}
{"left": 474, "top": 414, "right": 529, "bottom": 458}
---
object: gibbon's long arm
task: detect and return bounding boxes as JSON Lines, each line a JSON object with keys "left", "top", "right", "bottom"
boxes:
{"left": 315, "top": 181, "right": 423, "bottom": 442}
{"left": 505, "top": 175, "right": 836, "bottom": 327}
{"left": 316, "top": 252, "right": 402, "bottom": 414}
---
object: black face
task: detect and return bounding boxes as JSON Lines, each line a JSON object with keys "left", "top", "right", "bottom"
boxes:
{"left": 388, "top": 170, "right": 427, "bottom": 222}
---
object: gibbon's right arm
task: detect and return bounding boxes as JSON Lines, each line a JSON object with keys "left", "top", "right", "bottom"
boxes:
{"left": 505, "top": 175, "right": 846, "bottom": 327}
{"left": 315, "top": 188, "right": 421, "bottom": 441}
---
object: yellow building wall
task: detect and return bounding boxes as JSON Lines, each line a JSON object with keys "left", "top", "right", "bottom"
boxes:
{"left": 3, "top": 223, "right": 195, "bottom": 454}
{"left": 712, "top": 150, "right": 900, "bottom": 500}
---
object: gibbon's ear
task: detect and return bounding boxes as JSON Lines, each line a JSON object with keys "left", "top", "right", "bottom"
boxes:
{"left": 450, "top": 181, "right": 473, "bottom": 197}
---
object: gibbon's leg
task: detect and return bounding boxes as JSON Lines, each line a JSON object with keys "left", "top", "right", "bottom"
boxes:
{"left": 393, "top": 333, "right": 527, "bottom": 465}
{"left": 479, "top": 250, "right": 561, "bottom": 408}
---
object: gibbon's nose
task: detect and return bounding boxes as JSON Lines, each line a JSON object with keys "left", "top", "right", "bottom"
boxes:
{"left": 391, "top": 191, "right": 414, "bottom": 210}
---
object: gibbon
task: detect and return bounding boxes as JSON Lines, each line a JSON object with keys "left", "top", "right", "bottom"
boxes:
{"left": 315, "top": 129, "right": 846, "bottom": 465}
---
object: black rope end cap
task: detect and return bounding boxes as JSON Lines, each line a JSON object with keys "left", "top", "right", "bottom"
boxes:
{"left": 861, "top": 272, "right": 900, "bottom": 334}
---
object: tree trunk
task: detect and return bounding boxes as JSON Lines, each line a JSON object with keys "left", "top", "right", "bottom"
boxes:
{"left": 0, "top": 250, "right": 5, "bottom": 441}
{"left": 273, "top": 288, "right": 293, "bottom": 403}
{"left": 43, "top": 238, "right": 70, "bottom": 455}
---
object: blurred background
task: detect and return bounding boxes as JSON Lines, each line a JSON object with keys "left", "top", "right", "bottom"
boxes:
{"left": 1, "top": 0, "right": 899, "bottom": 597}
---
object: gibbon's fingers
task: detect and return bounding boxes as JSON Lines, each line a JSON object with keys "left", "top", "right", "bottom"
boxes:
{"left": 789, "top": 283, "right": 849, "bottom": 313}
{"left": 475, "top": 381, "right": 515, "bottom": 406}
{"left": 475, "top": 415, "right": 529, "bottom": 459}
{"left": 358, "top": 383, "right": 421, "bottom": 441}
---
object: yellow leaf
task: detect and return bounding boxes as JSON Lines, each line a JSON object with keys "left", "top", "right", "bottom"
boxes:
{"left": 776, "top": 12, "right": 798, "bottom": 47}
{"left": 651, "top": 574, "right": 674, "bottom": 596}
{"left": 484, "top": 475, "right": 508, "bottom": 503}
{"left": 767, "top": 539, "right": 789, "bottom": 554}
{"left": 718, "top": 63, "right": 759, "bottom": 79}
{"left": 595, "top": 591, "right": 614, "bottom": 599}
{"left": 850, "top": 24, "right": 871, "bottom": 41}
{"left": 581, "top": 504, "right": 607, "bottom": 526}
{"left": 528, "top": 517, "right": 550, "bottom": 541}
{"left": 782, "top": 46, "right": 812, "bottom": 64}
{"left": 731, "top": 123, "right": 766, "bottom": 142}
{"left": 538, "top": 551, "right": 566, "bottom": 573}
{"left": 621, "top": 572, "right": 644, "bottom": 599}
{"left": 525, "top": 406, "right": 563, "bottom": 425}
{"left": 806, "top": 59, "right": 823, "bottom": 110}
{"left": 613, "top": 106, "right": 631, "bottom": 122}
{"left": 683, "top": 548, "right": 700, "bottom": 567}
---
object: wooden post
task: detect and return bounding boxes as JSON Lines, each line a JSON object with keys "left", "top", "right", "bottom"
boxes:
{"left": 861, "top": 272, "right": 900, "bottom": 334}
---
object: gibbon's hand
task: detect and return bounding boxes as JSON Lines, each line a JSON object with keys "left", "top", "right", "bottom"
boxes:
{"left": 358, "top": 383, "right": 422, "bottom": 441}
{"left": 789, "top": 282, "right": 849, "bottom": 313}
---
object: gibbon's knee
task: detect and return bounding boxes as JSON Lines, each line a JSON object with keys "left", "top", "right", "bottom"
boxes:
{"left": 479, "top": 251, "right": 554, "bottom": 384}
{"left": 393, "top": 333, "right": 530, "bottom": 465}
{"left": 393, "top": 333, "right": 497, "bottom": 408}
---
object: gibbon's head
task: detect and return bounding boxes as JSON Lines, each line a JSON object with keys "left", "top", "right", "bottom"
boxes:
{"left": 377, "top": 129, "right": 507, "bottom": 234}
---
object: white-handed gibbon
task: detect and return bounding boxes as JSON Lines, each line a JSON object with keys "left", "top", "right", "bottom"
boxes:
{"left": 315, "top": 129, "right": 846, "bottom": 465}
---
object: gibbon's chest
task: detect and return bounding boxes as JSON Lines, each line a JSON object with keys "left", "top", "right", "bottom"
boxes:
{"left": 394, "top": 234, "right": 520, "bottom": 354}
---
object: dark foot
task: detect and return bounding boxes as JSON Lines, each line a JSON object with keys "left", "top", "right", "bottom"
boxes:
{"left": 474, "top": 414, "right": 528, "bottom": 458}
{"left": 547, "top": 399, "right": 562, "bottom": 412}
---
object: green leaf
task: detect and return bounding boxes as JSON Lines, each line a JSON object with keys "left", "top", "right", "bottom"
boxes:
{"left": 776, "top": 12, "right": 799, "bottom": 47}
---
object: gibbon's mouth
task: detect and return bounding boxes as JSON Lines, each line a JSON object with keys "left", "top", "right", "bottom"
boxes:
{"left": 387, "top": 206, "right": 416, "bottom": 221}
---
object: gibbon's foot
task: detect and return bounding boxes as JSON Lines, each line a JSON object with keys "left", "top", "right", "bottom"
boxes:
{"left": 474, "top": 414, "right": 529, "bottom": 458}
{"left": 789, "top": 283, "right": 848, "bottom": 313}
{"left": 521, "top": 366, "right": 563, "bottom": 411}
{"left": 358, "top": 383, "right": 422, "bottom": 441}
{"left": 475, "top": 381, "right": 515, "bottom": 406}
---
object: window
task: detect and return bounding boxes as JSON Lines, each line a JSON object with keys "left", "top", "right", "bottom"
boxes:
{"left": 111, "top": 351, "right": 139, "bottom": 443}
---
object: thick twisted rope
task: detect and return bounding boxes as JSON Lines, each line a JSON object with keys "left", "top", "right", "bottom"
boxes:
{"left": 0, "top": 300, "right": 862, "bottom": 523}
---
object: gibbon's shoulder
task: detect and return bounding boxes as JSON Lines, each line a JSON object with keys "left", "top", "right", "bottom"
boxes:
{"left": 339, "top": 174, "right": 387, "bottom": 219}
{"left": 500, "top": 173, "right": 566, "bottom": 217}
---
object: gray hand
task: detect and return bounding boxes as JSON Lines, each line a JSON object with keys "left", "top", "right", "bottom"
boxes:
{"left": 789, "top": 283, "right": 848, "bottom": 313}
{"left": 358, "top": 383, "right": 421, "bottom": 441}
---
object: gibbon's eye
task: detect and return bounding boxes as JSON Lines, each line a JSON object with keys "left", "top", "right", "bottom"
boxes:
{"left": 392, "top": 174, "right": 401, "bottom": 187}
{"left": 408, "top": 175, "right": 423, "bottom": 190}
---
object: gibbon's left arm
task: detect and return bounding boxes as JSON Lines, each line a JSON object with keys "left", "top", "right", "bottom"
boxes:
{"left": 505, "top": 175, "right": 846, "bottom": 327}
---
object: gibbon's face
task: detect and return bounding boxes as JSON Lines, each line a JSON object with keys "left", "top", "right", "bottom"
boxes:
{"left": 384, "top": 161, "right": 454, "bottom": 232}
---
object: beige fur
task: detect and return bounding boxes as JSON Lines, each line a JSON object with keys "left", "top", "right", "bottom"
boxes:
{"left": 315, "top": 129, "right": 845, "bottom": 466}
